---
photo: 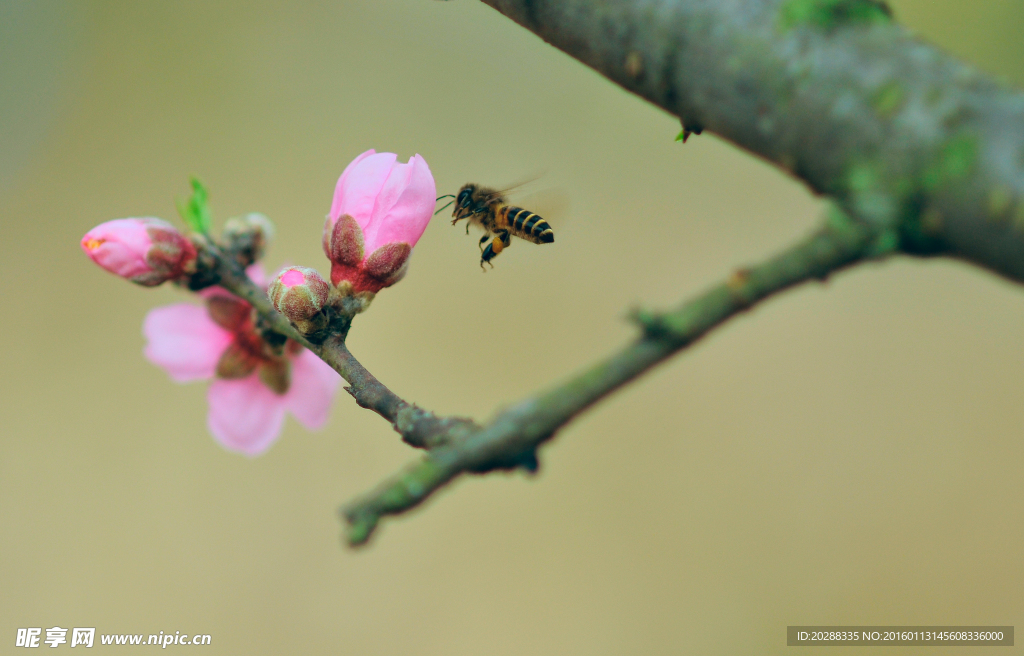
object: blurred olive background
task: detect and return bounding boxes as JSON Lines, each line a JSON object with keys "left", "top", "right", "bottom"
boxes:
{"left": 3, "top": 1, "right": 1024, "bottom": 654}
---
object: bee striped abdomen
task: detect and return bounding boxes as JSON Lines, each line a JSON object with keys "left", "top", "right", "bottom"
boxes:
{"left": 505, "top": 206, "right": 554, "bottom": 244}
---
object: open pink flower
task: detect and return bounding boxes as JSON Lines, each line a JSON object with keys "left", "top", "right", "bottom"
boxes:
{"left": 81, "top": 218, "right": 196, "bottom": 286}
{"left": 323, "top": 150, "right": 436, "bottom": 293}
{"left": 142, "top": 270, "right": 340, "bottom": 455}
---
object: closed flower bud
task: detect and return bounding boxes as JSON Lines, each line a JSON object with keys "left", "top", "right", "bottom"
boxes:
{"left": 81, "top": 218, "right": 196, "bottom": 286}
{"left": 222, "top": 213, "right": 275, "bottom": 266}
{"left": 268, "top": 266, "right": 330, "bottom": 334}
{"left": 323, "top": 150, "right": 435, "bottom": 293}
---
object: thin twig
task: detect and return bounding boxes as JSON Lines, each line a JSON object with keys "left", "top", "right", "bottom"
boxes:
{"left": 342, "top": 207, "right": 890, "bottom": 546}
{"left": 212, "top": 250, "right": 478, "bottom": 449}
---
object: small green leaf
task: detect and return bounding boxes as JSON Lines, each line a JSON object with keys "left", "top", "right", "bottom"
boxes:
{"left": 177, "top": 177, "right": 213, "bottom": 235}
{"left": 675, "top": 120, "right": 702, "bottom": 143}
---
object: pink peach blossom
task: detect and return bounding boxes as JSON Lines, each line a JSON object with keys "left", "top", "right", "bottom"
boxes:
{"left": 143, "top": 274, "right": 340, "bottom": 455}
{"left": 81, "top": 218, "right": 196, "bottom": 286}
{"left": 323, "top": 150, "right": 436, "bottom": 293}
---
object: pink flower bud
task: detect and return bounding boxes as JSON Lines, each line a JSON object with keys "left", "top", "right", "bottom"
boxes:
{"left": 268, "top": 266, "right": 330, "bottom": 324}
{"left": 81, "top": 218, "right": 196, "bottom": 286}
{"left": 323, "top": 150, "right": 435, "bottom": 293}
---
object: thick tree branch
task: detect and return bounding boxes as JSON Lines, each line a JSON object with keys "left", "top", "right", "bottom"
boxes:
{"left": 342, "top": 207, "right": 888, "bottom": 545}
{"left": 480, "top": 0, "right": 1024, "bottom": 282}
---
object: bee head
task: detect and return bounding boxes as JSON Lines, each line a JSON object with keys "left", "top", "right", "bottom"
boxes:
{"left": 448, "top": 185, "right": 476, "bottom": 223}
{"left": 434, "top": 187, "right": 466, "bottom": 219}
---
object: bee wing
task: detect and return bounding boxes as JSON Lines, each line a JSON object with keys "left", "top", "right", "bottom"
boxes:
{"left": 509, "top": 187, "right": 570, "bottom": 229}
{"left": 483, "top": 172, "right": 547, "bottom": 202}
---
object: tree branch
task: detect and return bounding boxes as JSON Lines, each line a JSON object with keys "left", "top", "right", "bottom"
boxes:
{"left": 480, "top": 0, "right": 1024, "bottom": 282}
{"left": 342, "top": 207, "right": 888, "bottom": 545}
{"left": 210, "top": 248, "right": 478, "bottom": 450}
{"left": 205, "top": 0, "right": 1024, "bottom": 545}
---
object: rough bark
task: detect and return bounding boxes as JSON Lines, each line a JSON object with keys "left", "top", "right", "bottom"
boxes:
{"left": 482, "top": 0, "right": 1024, "bottom": 281}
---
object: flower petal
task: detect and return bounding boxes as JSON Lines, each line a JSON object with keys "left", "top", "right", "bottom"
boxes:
{"left": 284, "top": 348, "right": 340, "bottom": 430}
{"left": 335, "top": 149, "right": 377, "bottom": 194}
{"left": 329, "top": 151, "right": 397, "bottom": 230}
{"left": 81, "top": 218, "right": 159, "bottom": 279}
{"left": 244, "top": 263, "right": 267, "bottom": 288}
{"left": 143, "top": 304, "right": 234, "bottom": 382}
{"left": 365, "top": 154, "right": 436, "bottom": 251}
{"left": 207, "top": 375, "right": 287, "bottom": 456}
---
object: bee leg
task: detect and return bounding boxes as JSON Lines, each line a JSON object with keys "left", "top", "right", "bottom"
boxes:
{"left": 480, "top": 234, "right": 504, "bottom": 270}
{"left": 499, "top": 230, "right": 511, "bottom": 248}
{"left": 478, "top": 234, "right": 490, "bottom": 251}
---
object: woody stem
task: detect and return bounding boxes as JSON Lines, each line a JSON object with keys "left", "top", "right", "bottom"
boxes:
{"left": 341, "top": 207, "right": 889, "bottom": 546}
{"left": 211, "top": 248, "right": 475, "bottom": 448}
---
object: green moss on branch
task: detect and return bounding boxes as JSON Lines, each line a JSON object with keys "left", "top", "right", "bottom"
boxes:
{"left": 778, "top": 0, "right": 892, "bottom": 31}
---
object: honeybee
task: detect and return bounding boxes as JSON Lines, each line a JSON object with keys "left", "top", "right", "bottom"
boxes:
{"left": 435, "top": 183, "right": 555, "bottom": 269}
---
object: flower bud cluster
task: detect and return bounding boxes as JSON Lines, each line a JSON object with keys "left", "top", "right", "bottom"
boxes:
{"left": 82, "top": 149, "right": 436, "bottom": 349}
{"left": 267, "top": 150, "right": 436, "bottom": 335}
